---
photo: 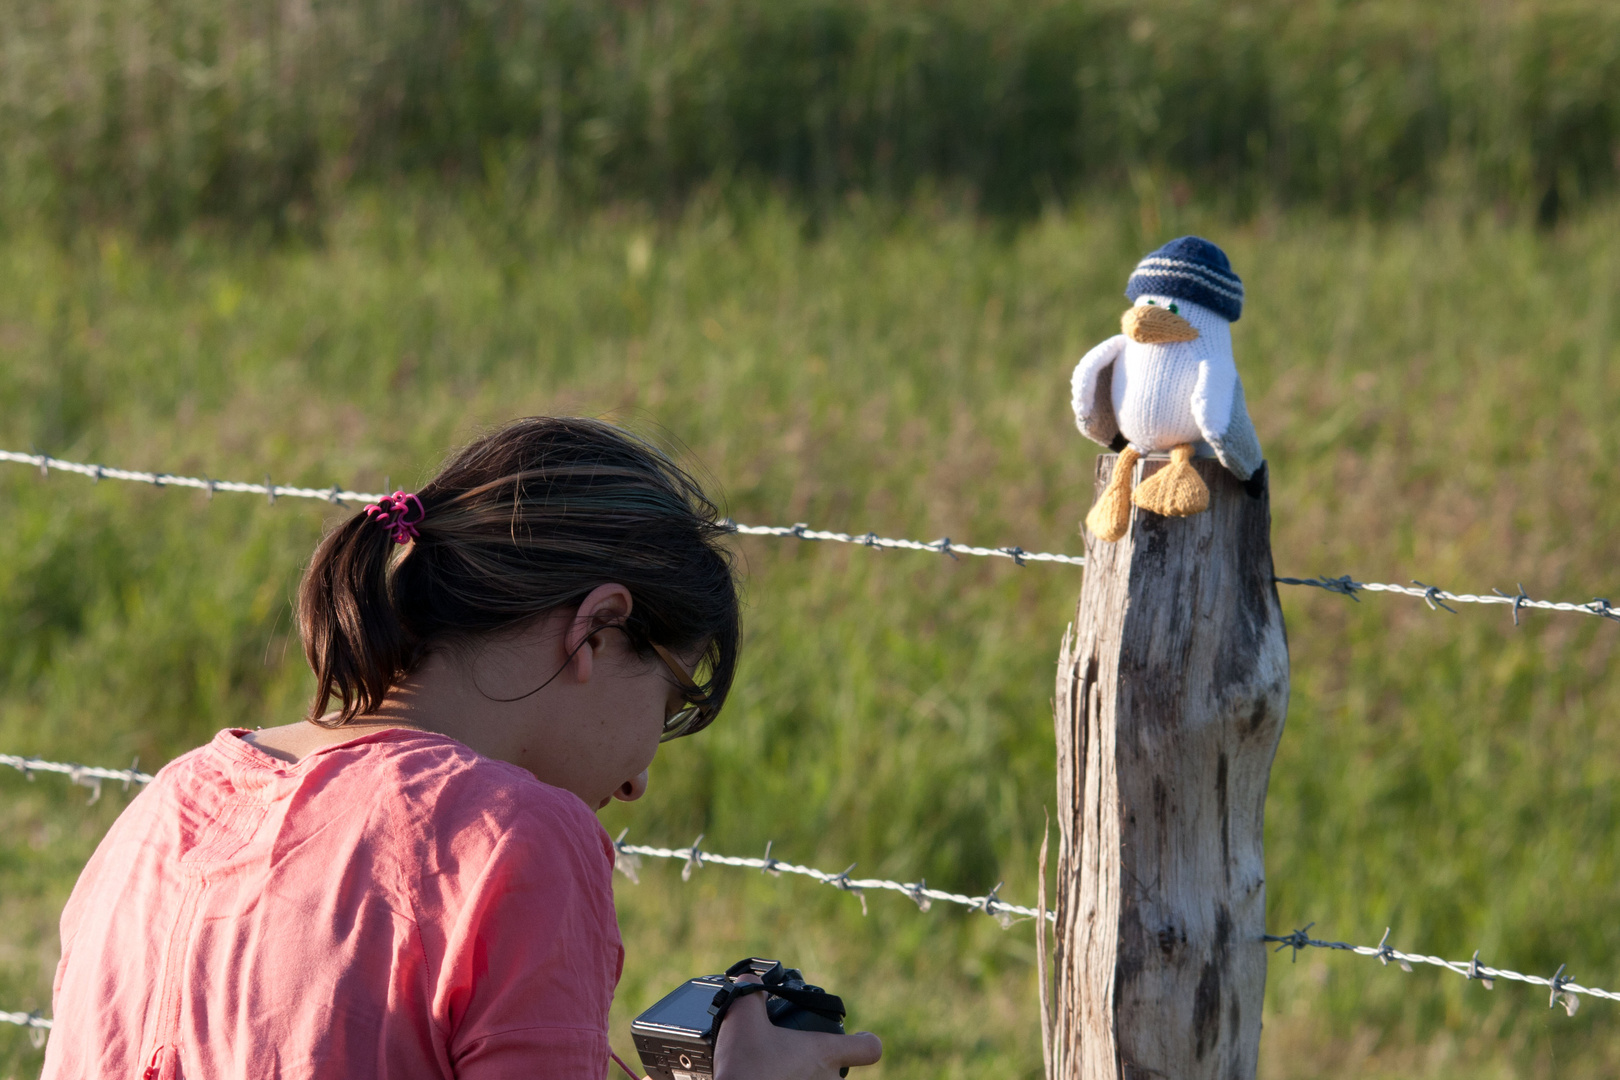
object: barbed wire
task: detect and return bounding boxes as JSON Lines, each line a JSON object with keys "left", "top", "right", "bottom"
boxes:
{"left": 0, "top": 754, "right": 152, "bottom": 804}
{"left": 725, "top": 521, "right": 1086, "bottom": 566}
{"left": 1275, "top": 575, "right": 1618, "bottom": 623}
{"left": 4, "top": 450, "right": 1615, "bottom": 620}
{"left": 8, "top": 748, "right": 1618, "bottom": 1024}
{"left": 0, "top": 450, "right": 376, "bottom": 506}
{"left": 1, "top": 1008, "right": 51, "bottom": 1050}
{"left": 0, "top": 450, "right": 1085, "bottom": 568}
{"left": 1265, "top": 924, "right": 1617, "bottom": 1015}
{"left": 612, "top": 832, "right": 1049, "bottom": 926}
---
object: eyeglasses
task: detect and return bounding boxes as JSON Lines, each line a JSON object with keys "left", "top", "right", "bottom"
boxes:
{"left": 650, "top": 642, "right": 718, "bottom": 742}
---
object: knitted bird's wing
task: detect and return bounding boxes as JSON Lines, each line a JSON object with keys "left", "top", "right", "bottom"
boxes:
{"left": 1193, "top": 362, "right": 1263, "bottom": 481}
{"left": 1070, "top": 334, "right": 1126, "bottom": 448}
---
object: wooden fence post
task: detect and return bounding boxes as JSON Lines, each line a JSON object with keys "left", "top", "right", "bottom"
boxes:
{"left": 1051, "top": 453, "right": 1289, "bottom": 1080}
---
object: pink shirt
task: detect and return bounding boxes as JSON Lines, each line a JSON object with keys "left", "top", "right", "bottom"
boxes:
{"left": 42, "top": 728, "right": 624, "bottom": 1079}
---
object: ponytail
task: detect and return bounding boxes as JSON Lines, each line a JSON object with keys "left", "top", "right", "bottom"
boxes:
{"left": 297, "top": 509, "right": 418, "bottom": 723}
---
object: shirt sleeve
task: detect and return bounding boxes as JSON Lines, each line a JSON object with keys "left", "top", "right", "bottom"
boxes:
{"left": 432, "top": 800, "right": 623, "bottom": 1080}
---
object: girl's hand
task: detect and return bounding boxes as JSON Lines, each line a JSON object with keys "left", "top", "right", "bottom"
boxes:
{"left": 713, "top": 975, "right": 883, "bottom": 1080}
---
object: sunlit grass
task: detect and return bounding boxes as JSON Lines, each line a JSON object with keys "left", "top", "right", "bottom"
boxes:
{"left": 0, "top": 192, "right": 1616, "bottom": 1076}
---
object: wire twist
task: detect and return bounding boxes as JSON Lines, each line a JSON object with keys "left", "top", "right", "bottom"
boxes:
{"left": 0, "top": 1010, "right": 51, "bottom": 1030}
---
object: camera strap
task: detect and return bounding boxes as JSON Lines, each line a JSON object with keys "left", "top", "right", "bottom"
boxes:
{"left": 707, "top": 960, "right": 846, "bottom": 1031}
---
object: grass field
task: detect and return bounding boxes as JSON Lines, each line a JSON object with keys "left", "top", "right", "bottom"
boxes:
{"left": 7, "top": 0, "right": 1620, "bottom": 232}
{"left": 0, "top": 191, "right": 1617, "bottom": 1078}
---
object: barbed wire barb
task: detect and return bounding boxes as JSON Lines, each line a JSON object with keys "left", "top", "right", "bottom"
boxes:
{"left": 681, "top": 834, "right": 705, "bottom": 881}
{"left": 1271, "top": 923, "right": 1316, "bottom": 961}
{"left": 980, "top": 882, "right": 1017, "bottom": 929}
{"left": 1550, "top": 965, "right": 1581, "bottom": 1016}
{"left": 830, "top": 864, "right": 868, "bottom": 915}
{"left": 612, "top": 828, "right": 641, "bottom": 884}
{"left": 1374, "top": 927, "right": 1414, "bottom": 971}
{"left": 67, "top": 766, "right": 102, "bottom": 805}
{"left": 1494, "top": 584, "right": 1531, "bottom": 627}
{"left": 1411, "top": 581, "right": 1458, "bottom": 615}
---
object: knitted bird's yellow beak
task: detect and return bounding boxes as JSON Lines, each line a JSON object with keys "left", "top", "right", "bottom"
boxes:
{"left": 1122, "top": 304, "right": 1200, "bottom": 344}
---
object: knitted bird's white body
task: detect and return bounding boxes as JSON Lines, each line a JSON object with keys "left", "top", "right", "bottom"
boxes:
{"left": 1072, "top": 294, "right": 1262, "bottom": 477}
{"left": 1112, "top": 320, "right": 1217, "bottom": 452}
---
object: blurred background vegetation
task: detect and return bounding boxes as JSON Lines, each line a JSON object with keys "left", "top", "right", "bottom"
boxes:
{"left": 5, "top": 0, "right": 1620, "bottom": 234}
{"left": 1, "top": 1, "right": 1618, "bottom": 1078}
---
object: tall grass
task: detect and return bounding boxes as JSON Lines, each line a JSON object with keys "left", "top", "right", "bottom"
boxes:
{"left": 0, "top": 190, "right": 1616, "bottom": 1076}
{"left": 4, "top": 0, "right": 1620, "bottom": 234}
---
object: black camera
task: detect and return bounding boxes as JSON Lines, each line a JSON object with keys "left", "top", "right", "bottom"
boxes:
{"left": 631, "top": 957, "right": 849, "bottom": 1080}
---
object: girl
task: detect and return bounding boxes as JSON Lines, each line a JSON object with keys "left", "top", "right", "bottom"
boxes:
{"left": 42, "top": 417, "right": 881, "bottom": 1079}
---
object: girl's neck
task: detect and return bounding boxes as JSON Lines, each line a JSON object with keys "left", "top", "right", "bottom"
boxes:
{"left": 238, "top": 717, "right": 427, "bottom": 765}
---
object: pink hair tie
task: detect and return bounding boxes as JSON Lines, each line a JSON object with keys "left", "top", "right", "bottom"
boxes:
{"left": 364, "top": 491, "right": 426, "bottom": 545}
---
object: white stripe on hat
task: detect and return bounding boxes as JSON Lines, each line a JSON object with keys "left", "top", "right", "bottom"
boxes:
{"left": 1134, "top": 256, "right": 1245, "bottom": 293}
{"left": 1128, "top": 265, "right": 1245, "bottom": 303}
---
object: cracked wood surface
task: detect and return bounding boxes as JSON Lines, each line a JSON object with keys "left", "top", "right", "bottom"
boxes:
{"left": 1053, "top": 454, "right": 1289, "bottom": 1080}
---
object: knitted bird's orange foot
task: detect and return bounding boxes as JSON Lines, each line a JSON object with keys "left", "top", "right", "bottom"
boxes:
{"left": 1131, "top": 444, "right": 1209, "bottom": 517}
{"left": 1084, "top": 446, "right": 1141, "bottom": 542}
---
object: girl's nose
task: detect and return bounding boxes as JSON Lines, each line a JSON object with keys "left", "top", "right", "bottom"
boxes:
{"left": 613, "top": 769, "right": 649, "bottom": 803}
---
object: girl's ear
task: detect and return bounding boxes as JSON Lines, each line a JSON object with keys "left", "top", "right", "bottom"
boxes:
{"left": 565, "top": 583, "right": 635, "bottom": 683}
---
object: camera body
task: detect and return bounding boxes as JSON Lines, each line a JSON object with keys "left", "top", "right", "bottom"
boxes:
{"left": 631, "top": 958, "right": 847, "bottom": 1080}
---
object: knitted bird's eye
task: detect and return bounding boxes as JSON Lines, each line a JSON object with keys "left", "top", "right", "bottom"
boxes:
{"left": 1145, "top": 299, "right": 1157, "bottom": 306}
{"left": 1169, "top": 302, "right": 1179, "bottom": 314}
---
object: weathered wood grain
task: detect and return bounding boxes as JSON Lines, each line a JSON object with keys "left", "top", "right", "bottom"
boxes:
{"left": 1052, "top": 454, "right": 1289, "bottom": 1080}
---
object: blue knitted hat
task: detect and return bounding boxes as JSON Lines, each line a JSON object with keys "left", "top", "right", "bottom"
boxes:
{"left": 1124, "top": 236, "right": 1244, "bottom": 322}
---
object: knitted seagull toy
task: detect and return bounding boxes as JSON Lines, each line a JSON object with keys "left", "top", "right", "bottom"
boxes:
{"left": 1071, "top": 236, "right": 1264, "bottom": 542}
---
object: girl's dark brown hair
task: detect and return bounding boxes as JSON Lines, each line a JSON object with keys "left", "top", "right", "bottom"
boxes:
{"left": 297, "top": 417, "right": 740, "bottom": 728}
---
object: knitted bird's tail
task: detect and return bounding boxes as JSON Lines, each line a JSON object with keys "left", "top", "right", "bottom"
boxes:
{"left": 1084, "top": 446, "right": 1141, "bottom": 542}
{"left": 1131, "top": 444, "right": 1209, "bottom": 518}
